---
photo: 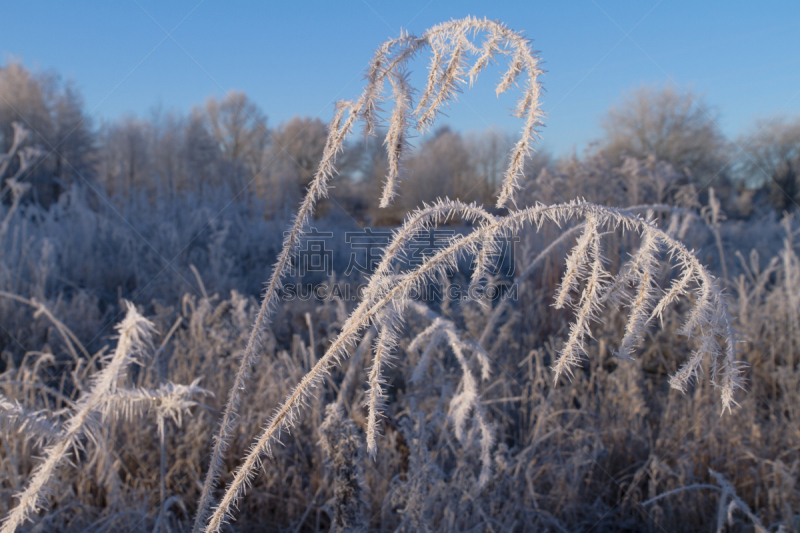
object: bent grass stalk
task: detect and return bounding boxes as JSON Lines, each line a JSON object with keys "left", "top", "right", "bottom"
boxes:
{"left": 194, "top": 18, "right": 544, "bottom": 529}
{"left": 1, "top": 303, "right": 154, "bottom": 533}
{"left": 195, "top": 15, "right": 741, "bottom": 525}
{"left": 202, "top": 200, "right": 742, "bottom": 532}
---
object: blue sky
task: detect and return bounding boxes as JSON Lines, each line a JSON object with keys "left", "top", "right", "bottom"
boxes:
{"left": 1, "top": 1, "right": 799, "bottom": 156}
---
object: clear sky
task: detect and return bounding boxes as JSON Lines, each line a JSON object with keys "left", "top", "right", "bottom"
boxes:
{"left": 2, "top": 1, "right": 799, "bottom": 156}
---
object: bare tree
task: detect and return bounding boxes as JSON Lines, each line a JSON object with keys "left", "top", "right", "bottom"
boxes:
{"left": 201, "top": 91, "right": 269, "bottom": 178}
{"left": 601, "top": 85, "right": 727, "bottom": 182}
{"left": 52, "top": 82, "right": 95, "bottom": 187}
{"left": 258, "top": 116, "right": 330, "bottom": 212}
{"left": 0, "top": 61, "right": 53, "bottom": 152}
{"left": 0, "top": 61, "right": 96, "bottom": 204}
{"left": 466, "top": 129, "right": 518, "bottom": 204}
{"left": 268, "top": 116, "right": 328, "bottom": 186}
{"left": 96, "top": 117, "right": 152, "bottom": 198}
{"left": 149, "top": 108, "right": 189, "bottom": 198}
{"left": 739, "top": 117, "right": 800, "bottom": 211}
{"left": 407, "top": 127, "right": 480, "bottom": 205}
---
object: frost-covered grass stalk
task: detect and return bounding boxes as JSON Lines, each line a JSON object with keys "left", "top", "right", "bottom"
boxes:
{"left": 194, "top": 17, "right": 544, "bottom": 530}
{"left": 1, "top": 303, "right": 154, "bottom": 533}
{"left": 194, "top": 19, "right": 743, "bottom": 533}
{"left": 0, "top": 393, "right": 62, "bottom": 445}
{"left": 202, "top": 199, "right": 742, "bottom": 532}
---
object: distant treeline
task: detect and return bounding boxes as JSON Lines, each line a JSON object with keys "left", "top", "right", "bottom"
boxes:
{"left": 1, "top": 61, "right": 798, "bottom": 221}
